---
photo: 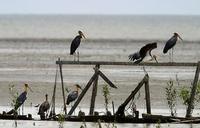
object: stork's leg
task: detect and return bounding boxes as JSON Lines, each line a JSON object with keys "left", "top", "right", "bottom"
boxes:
{"left": 22, "top": 104, "right": 24, "bottom": 115}
{"left": 71, "top": 103, "right": 76, "bottom": 115}
{"left": 73, "top": 53, "right": 76, "bottom": 61}
{"left": 77, "top": 51, "right": 79, "bottom": 62}
{"left": 172, "top": 47, "right": 174, "bottom": 62}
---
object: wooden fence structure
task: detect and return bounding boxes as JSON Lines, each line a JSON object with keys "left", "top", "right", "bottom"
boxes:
{"left": 52, "top": 59, "right": 199, "bottom": 118}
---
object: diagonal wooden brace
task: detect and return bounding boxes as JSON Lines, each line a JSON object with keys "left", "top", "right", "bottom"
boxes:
{"left": 68, "top": 70, "right": 99, "bottom": 115}
{"left": 93, "top": 68, "right": 117, "bottom": 89}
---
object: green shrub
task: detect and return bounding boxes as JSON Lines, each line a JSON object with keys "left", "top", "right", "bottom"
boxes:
{"left": 165, "top": 79, "right": 177, "bottom": 116}
{"left": 102, "top": 84, "right": 110, "bottom": 114}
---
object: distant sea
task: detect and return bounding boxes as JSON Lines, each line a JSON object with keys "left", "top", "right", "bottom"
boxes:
{"left": 0, "top": 15, "right": 200, "bottom": 41}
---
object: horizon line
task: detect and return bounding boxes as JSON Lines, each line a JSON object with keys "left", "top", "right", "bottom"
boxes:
{"left": 0, "top": 13, "right": 199, "bottom": 16}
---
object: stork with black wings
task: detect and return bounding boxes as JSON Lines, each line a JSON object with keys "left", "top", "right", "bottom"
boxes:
{"left": 66, "top": 84, "right": 82, "bottom": 105}
{"left": 70, "top": 31, "right": 86, "bottom": 61}
{"left": 163, "top": 32, "right": 183, "bottom": 62}
{"left": 129, "top": 42, "right": 158, "bottom": 64}
{"left": 38, "top": 94, "right": 50, "bottom": 120}
{"left": 7, "top": 83, "right": 33, "bottom": 115}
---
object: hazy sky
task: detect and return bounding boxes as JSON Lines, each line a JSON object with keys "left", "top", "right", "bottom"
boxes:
{"left": 0, "top": 0, "right": 200, "bottom": 15}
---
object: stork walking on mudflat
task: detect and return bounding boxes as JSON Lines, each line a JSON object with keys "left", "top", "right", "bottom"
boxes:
{"left": 38, "top": 94, "right": 50, "bottom": 120}
{"left": 129, "top": 42, "right": 158, "bottom": 64}
{"left": 163, "top": 32, "right": 183, "bottom": 62}
{"left": 7, "top": 83, "right": 33, "bottom": 115}
{"left": 66, "top": 84, "right": 82, "bottom": 105}
{"left": 70, "top": 31, "right": 86, "bottom": 61}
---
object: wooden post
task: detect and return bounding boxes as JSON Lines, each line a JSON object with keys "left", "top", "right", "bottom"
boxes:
{"left": 58, "top": 58, "right": 67, "bottom": 115}
{"left": 186, "top": 61, "right": 200, "bottom": 118}
{"left": 51, "top": 80, "right": 56, "bottom": 116}
{"left": 68, "top": 71, "right": 99, "bottom": 115}
{"left": 89, "top": 64, "right": 100, "bottom": 115}
{"left": 112, "top": 101, "right": 115, "bottom": 115}
{"left": 144, "top": 75, "right": 151, "bottom": 114}
{"left": 51, "top": 65, "right": 58, "bottom": 116}
{"left": 97, "top": 119, "right": 102, "bottom": 128}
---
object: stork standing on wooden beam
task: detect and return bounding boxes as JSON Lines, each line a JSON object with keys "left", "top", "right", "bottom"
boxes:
{"left": 70, "top": 31, "right": 86, "bottom": 61}
{"left": 163, "top": 32, "right": 183, "bottom": 62}
{"left": 129, "top": 42, "right": 158, "bottom": 64}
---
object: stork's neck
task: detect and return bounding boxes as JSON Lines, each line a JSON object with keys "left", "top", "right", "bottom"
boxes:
{"left": 174, "top": 35, "right": 178, "bottom": 39}
{"left": 24, "top": 86, "right": 28, "bottom": 92}
{"left": 45, "top": 95, "right": 48, "bottom": 101}
{"left": 76, "top": 87, "right": 79, "bottom": 92}
{"left": 79, "top": 35, "right": 83, "bottom": 39}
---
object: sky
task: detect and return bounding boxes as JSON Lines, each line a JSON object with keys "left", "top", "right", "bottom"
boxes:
{"left": 0, "top": 0, "right": 200, "bottom": 15}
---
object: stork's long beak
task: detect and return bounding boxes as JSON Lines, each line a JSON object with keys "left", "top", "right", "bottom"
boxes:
{"left": 75, "top": 84, "right": 83, "bottom": 90}
{"left": 154, "top": 56, "right": 158, "bottom": 63}
{"left": 149, "top": 55, "right": 158, "bottom": 63}
{"left": 178, "top": 34, "right": 183, "bottom": 41}
{"left": 81, "top": 33, "right": 86, "bottom": 39}
{"left": 78, "top": 86, "right": 83, "bottom": 91}
{"left": 27, "top": 86, "right": 33, "bottom": 92}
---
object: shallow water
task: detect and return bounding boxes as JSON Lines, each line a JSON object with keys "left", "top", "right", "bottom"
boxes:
{"left": 0, "top": 40, "right": 199, "bottom": 109}
{"left": 0, "top": 40, "right": 199, "bottom": 127}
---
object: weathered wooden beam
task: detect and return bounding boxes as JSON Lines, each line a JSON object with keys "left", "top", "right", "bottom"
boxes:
{"left": 116, "top": 74, "right": 148, "bottom": 117}
{"left": 68, "top": 71, "right": 99, "bottom": 115}
{"left": 50, "top": 65, "right": 58, "bottom": 117}
{"left": 58, "top": 59, "right": 67, "bottom": 115}
{"left": 175, "top": 118, "right": 200, "bottom": 123}
{"left": 125, "top": 74, "right": 148, "bottom": 106}
{"left": 98, "top": 70, "right": 117, "bottom": 89}
{"left": 112, "top": 101, "right": 115, "bottom": 115}
{"left": 56, "top": 60, "right": 197, "bottom": 67}
{"left": 145, "top": 76, "right": 151, "bottom": 114}
{"left": 89, "top": 64, "right": 100, "bottom": 115}
{"left": 186, "top": 61, "right": 200, "bottom": 118}
{"left": 97, "top": 119, "right": 102, "bottom": 128}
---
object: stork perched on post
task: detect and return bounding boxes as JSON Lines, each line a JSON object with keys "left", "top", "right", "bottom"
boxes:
{"left": 66, "top": 84, "right": 82, "bottom": 105}
{"left": 70, "top": 31, "right": 86, "bottom": 61}
{"left": 163, "top": 32, "right": 183, "bottom": 62}
{"left": 7, "top": 83, "right": 33, "bottom": 115}
{"left": 129, "top": 42, "right": 158, "bottom": 64}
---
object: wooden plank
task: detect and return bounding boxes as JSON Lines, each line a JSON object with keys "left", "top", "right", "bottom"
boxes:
{"left": 89, "top": 64, "right": 100, "bottom": 115}
{"left": 186, "top": 61, "right": 200, "bottom": 118}
{"left": 56, "top": 60, "right": 197, "bottom": 67}
{"left": 145, "top": 76, "right": 151, "bottom": 114}
{"left": 142, "top": 114, "right": 186, "bottom": 121}
{"left": 68, "top": 71, "right": 99, "bottom": 115}
{"left": 175, "top": 118, "right": 200, "bottom": 123}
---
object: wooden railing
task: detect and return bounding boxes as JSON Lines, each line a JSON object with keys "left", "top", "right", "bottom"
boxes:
{"left": 54, "top": 59, "right": 200, "bottom": 118}
{"left": 56, "top": 60, "right": 197, "bottom": 67}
